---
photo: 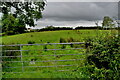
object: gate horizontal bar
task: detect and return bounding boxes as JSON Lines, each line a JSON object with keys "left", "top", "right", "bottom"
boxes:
{"left": 2, "top": 59, "right": 84, "bottom": 63}
{"left": 2, "top": 53, "right": 86, "bottom": 57}
{"left": 4, "top": 64, "right": 79, "bottom": 68}
{"left": 1, "top": 42, "right": 85, "bottom": 47}
{"left": 3, "top": 48, "right": 84, "bottom": 52}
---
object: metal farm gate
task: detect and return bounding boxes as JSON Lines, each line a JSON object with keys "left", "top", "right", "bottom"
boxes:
{"left": 1, "top": 42, "right": 87, "bottom": 73}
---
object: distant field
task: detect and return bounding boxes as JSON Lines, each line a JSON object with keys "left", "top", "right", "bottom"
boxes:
{"left": 2, "top": 30, "right": 116, "bottom": 44}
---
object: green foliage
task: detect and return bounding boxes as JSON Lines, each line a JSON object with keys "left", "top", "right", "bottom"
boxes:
{"left": 27, "top": 41, "right": 35, "bottom": 44}
{"left": 59, "top": 37, "right": 80, "bottom": 48}
{"left": 2, "top": 46, "right": 21, "bottom": 72}
{"left": 1, "top": 2, "right": 45, "bottom": 27}
{"left": 2, "top": 14, "right": 26, "bottom": 35}
{"left": 43, "top": 45, "right": 47, "bottom": 51}
{"left": 1, "top": 1, "right": 46, "bottom": 35}
{"left": 67, "top": 37, "right": 74, "bottom": 42}
{"left": 30, "top": 35, "right": 33, "bottom": 37}
{"left": 38, "top": 26, "right": 73, "bottom": 32}
{"left": 102, "top": 16, "right": 115, "bottom": 29}
{"left": 59, "top": 37, "right": 66, "bottom": 43}
{"left": 86, "top": 35, "right": 120, "bottom": 79}
{"left": 59, "top": 37, "right": 66, "bottom": 49}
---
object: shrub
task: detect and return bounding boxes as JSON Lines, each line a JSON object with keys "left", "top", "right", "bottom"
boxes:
{"left": 27, "top": 41, "right": 35, "bottom": 44}
{"left": 2, "top": 46, "right": 20, "bottom": 57}
{"left": 40, "top": 40, "right": 42, "bottom": 42}
{"left": 43, "top": 45, "right": 47, "bottom": 51}
{"left": 61, "top": 45, "right": 66, "bottom": 49}
{"left": 67, "top": 37, "right": 74, "bottom": 42}
{"left": 2, "top": 46, "right": 20, "bottom": 72}
{"left": 85, "top": 35, "right": 120, "bottom": 79}
{"left": 6, "top": 31, "right": 15, "bottom": 35}
{"left": 59, "top": 38, "right": 66, "bottom": 43}
{"left": 30, "top": 35, "right": 33, "bottom": 37}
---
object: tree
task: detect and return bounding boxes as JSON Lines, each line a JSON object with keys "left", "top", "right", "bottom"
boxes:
{"left": 102, "top": 16, "right": 115, "bottom": 29}
{"left": 0, "top": 1, "right": 46, "bottom": 35}
{"left": 95, "top": 20, "right": 99, "bottom": 28}
{"left": 113, "top": 16, "right": 120, "bottom": 37}
{"left": 2, "top": 14, "right": 26, "bottom": 35}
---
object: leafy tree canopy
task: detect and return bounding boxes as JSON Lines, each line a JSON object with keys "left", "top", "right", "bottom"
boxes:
{"left": 0, "top": 0, "right": 46, "bottom": 35}
{"left": 102, "top": 16, "right": 115, "bottom": 28}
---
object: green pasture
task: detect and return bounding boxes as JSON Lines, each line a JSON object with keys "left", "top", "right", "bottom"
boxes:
{"left": 2, "top": 30, "right": 118, "bottom": 78}
{"left": 2, "top": 30, "right": 116, "bottom": 44}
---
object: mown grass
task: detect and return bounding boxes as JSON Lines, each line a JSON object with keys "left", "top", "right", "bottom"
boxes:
{"left": 2, "top": 30, "right": 118, "bottom": 78}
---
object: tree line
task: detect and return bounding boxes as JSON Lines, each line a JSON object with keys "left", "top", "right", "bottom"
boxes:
{"left": 27, "top": 25, "right": 118, "bottom": 33}
{"left": 32, "top": 26, "right": 73, "bottom": 32}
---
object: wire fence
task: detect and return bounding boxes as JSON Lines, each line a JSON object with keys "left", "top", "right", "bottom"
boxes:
{"left": 1, "top": 42, "right": 87, "bottom": 73}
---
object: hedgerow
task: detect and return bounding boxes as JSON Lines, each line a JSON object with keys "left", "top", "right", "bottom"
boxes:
{"left": 85, "top": 34, "right": 120, "bottom": 79}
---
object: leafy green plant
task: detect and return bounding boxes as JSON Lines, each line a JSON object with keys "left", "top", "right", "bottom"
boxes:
{"left": 85, "top": 35, "right": 120, "bottom": 79}
{"left": 2, "top": 46, "right": 21, "bottom": 72}
{"left": 59, "top": 37, "right": 66, "bottom": 43}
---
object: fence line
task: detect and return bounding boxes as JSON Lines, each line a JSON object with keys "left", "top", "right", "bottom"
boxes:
{"left": 1, "top": 42, "right": 85, "bottom": 47}
{"left": 4, "top": 64, "right": 79, "bottom": 68}
{"left": 2, "top": 53, "right": 86, "bottom": 57}
{"left": 1, "top": 42, "right": 87, "bottom": 73}
{"left": 3, "top": 48, "right": 84, "bottom": 52}
{"left": 1, "top": 59, "right": 84, "bottom": 63}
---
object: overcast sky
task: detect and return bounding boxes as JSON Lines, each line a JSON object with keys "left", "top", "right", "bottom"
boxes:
{"left": 47, "top": 0, "right": 119, "bottom": 2}
{"left": 0, "top": 1, "right": 118, "bottom": 28}
{"left": 33, "top": 2, "right": 118, "bottom": 29}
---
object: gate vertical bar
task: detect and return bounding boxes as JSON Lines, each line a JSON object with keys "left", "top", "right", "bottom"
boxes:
{"left": 20, "top": 45, "right": 24, "bottom": 72}
{"left": 54, "top": 44, "right": 57, "bottom": 71}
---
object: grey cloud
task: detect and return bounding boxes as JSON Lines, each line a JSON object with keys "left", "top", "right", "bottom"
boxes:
{"left": 47, "top": 0, "right": 119, "bottom": 2}
{"left": 35, "top": 19, "right": 103, "bottom": 28}
{"left": 42, "top": 2, "right": 118, "bottom": 21}
{"left": 35, "top": 2, "right": 118, "bottom": 28}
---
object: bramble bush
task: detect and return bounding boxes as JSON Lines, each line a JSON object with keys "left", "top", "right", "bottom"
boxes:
{"left": 85, "top": 35, "right": 120, "bottom": 79}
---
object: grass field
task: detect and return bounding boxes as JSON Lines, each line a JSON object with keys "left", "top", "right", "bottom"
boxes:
{"left": 2, "top": 30, "right": 115, "bottom": 44}
{"left": 1, "top": 30, "right": 118, "bottom": 78}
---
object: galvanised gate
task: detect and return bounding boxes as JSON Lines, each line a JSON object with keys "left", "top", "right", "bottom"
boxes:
{"left": 1, "top": 42, "right": 87, "bottom": 73}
